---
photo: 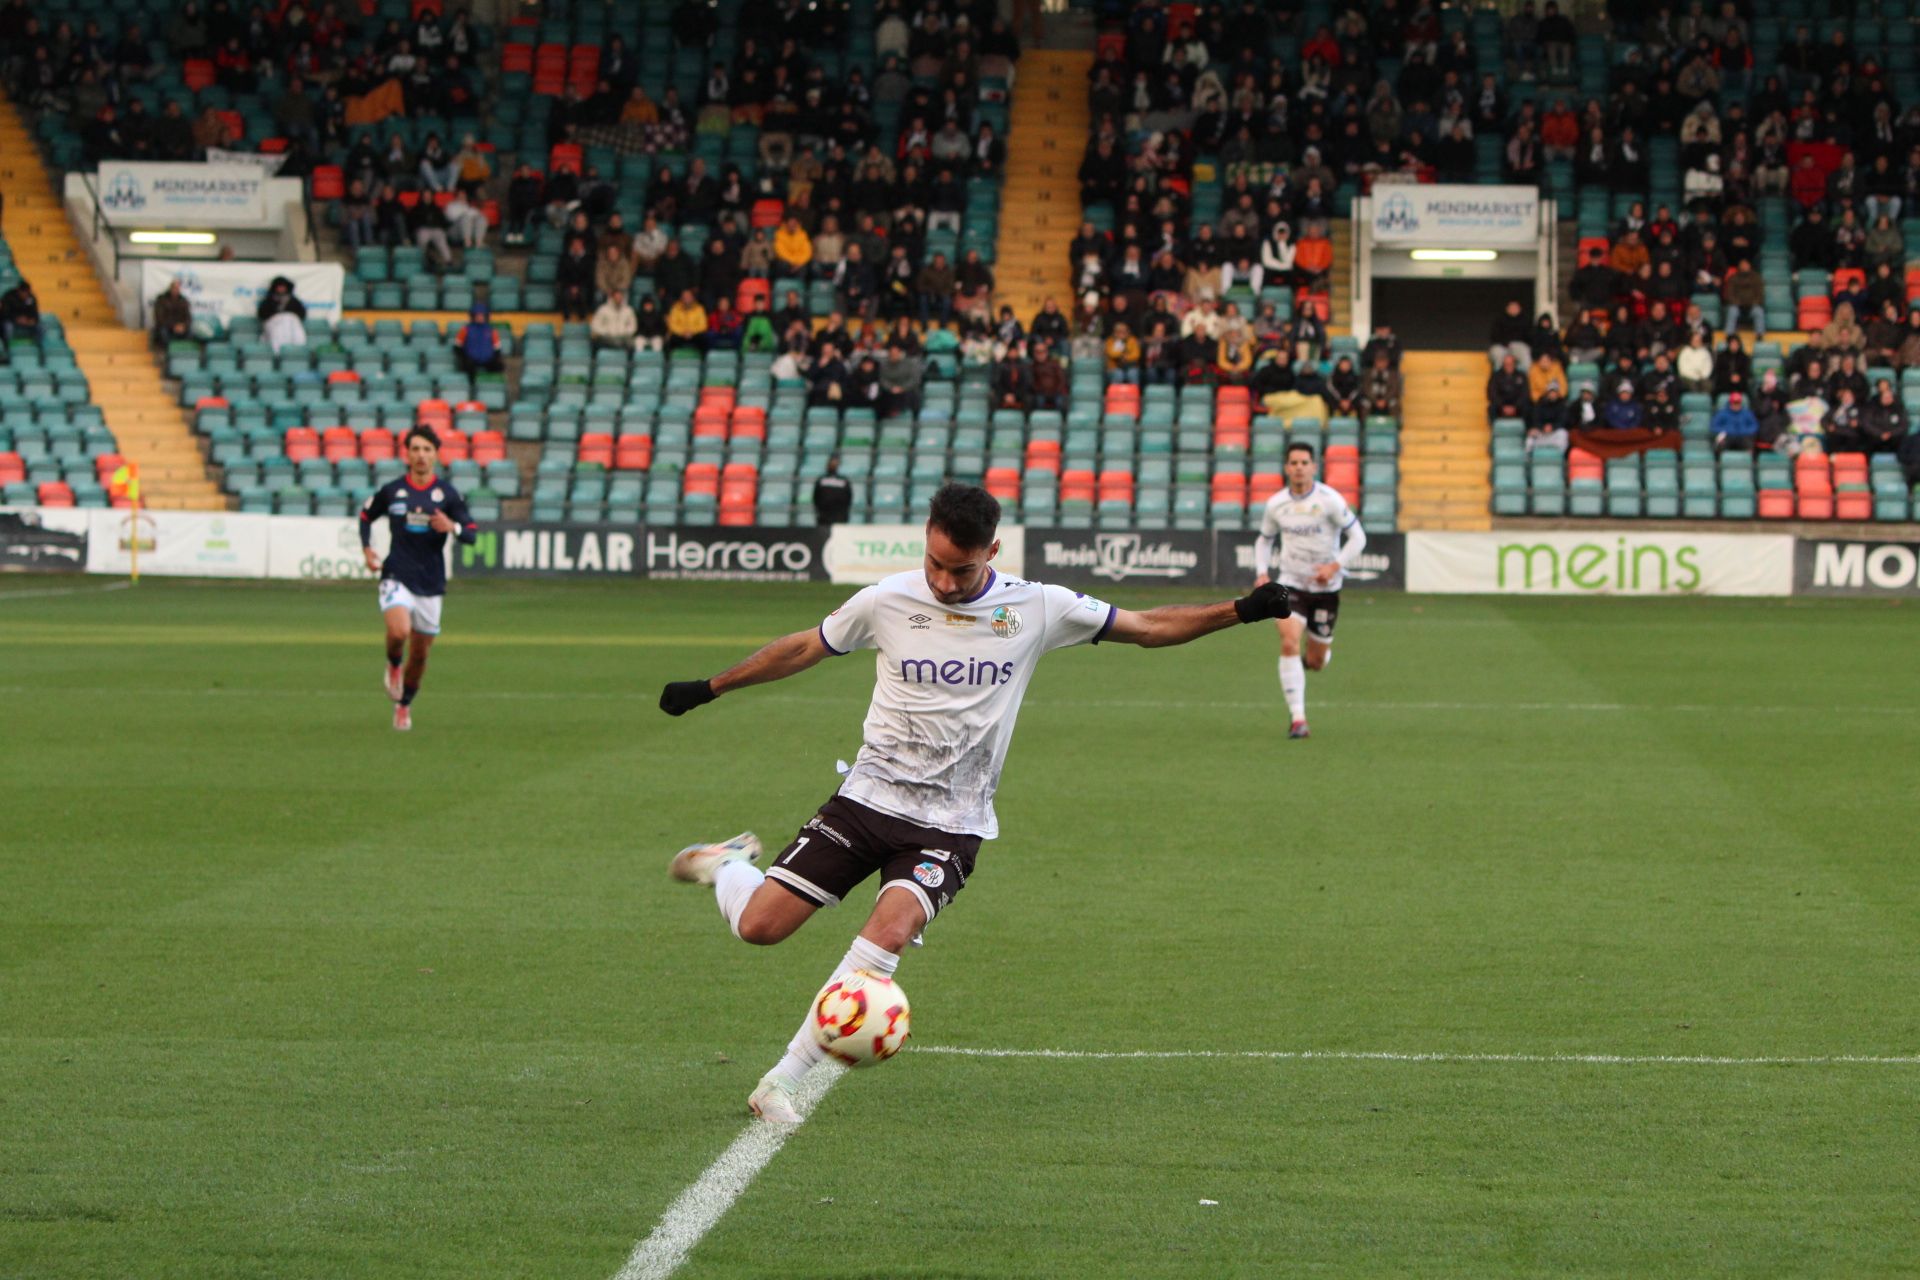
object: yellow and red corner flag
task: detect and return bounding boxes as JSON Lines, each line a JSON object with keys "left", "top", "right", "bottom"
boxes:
{"left": 109, "top": 462, "right": 141, "bottom": 582}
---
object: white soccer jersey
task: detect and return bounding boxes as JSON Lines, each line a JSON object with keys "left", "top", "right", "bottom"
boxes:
{"left": 1257, "top": 482, "right": 1360, "bottom": 592}
{"left": 819, "top": 568, "right": 1116, "bottom": 839}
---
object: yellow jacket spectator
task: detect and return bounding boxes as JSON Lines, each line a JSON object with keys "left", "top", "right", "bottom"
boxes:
{"left": 774, "top": 218, "right": 813, "bottom": 273}
{"left": 667, "top": 291, "right": 710, "bottom": 350}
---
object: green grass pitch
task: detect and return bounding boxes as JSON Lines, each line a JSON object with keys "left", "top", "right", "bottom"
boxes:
{"left": 2, "top": 575, "right": 1917, "bottom": 1278}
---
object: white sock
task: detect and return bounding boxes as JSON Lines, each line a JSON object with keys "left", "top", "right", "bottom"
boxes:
{"left": 1278, "top": 654, "right": 1306, "bottom": 722}
{"left": 714, "top": 858, "right": 764, "bottom": 938}
{"left": 768, "top": 935, "right": 901, "bottom": 1087}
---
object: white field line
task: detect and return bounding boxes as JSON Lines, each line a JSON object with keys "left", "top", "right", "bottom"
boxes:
{"left": 0, "top": 581, "right": 133, "bottom": 603}
{"left": 916, "top": 1046, "right": 1920, "bottom": 1067}
{"left": 611, "top": 1064, "right": 844, "bottom": 1280}
{"left": 0, "top": 684, "right": 1911, "bottom": 719}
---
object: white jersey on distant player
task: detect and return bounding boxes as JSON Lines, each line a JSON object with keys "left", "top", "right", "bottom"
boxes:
{"left": 1256, "top": 482, "right": 1361, "bottom": 592}
{"left": 819, "top": 569, "right": 1115, "bottom": 839}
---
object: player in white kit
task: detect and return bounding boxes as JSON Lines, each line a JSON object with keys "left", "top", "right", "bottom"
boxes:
{"left": 658, "top": 484, "right": 1293, "bottom": 1122}
{"left": 1253, "top": 442, "right": 1368, "bottom": 739}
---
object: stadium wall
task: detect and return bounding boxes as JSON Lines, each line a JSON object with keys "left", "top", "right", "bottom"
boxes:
{"left": 3, "top": 507, "right": 1913, "bottom": 598}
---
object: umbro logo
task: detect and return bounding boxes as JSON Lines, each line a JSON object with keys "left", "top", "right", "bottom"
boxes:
{"left": 908, "top": 613, "right": 932, "bottom": 629}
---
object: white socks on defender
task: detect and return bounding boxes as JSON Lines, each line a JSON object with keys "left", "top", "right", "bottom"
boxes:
{"left": 768, "top": 935, "right": 901, "bottom": 1087}
{"left": 1278, "top": 655, "right": 1306, "bottom": 721}
{"left": 714, "top": 858, "right": 764, "bottom": 937}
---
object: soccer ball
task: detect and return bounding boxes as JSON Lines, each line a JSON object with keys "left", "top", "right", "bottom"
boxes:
{"left": 809, "top": 969, "right": 911, "bottom": 1067}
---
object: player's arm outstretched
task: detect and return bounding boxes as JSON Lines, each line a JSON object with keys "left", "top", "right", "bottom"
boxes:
{"left": 1102, "top": 582, "right": 1292, "bottom": 648}
{"left": 659, "top": 627, "right": 836, "bottom": 715}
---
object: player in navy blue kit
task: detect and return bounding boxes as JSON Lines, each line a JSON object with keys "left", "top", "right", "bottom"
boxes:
{"left": 359, "top": 425, "right": 478, "bottom": 731}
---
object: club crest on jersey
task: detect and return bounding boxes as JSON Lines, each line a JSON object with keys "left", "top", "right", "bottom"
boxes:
{"left": 431, "top": 488, "right": 444, "bottom": 502}
{"left": 990, "top": 605, "right": 1022, "bottom": 638}
{"left": 912, "top": 861, "right": 945, "bottom": 888}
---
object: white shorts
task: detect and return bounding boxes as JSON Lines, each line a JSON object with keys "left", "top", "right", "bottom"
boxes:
{"left": 377, "top": 579, "right": 444, "bottom": 635}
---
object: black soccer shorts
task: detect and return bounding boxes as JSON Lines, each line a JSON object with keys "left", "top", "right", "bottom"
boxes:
{"left": 1289, "top": 588, "right": 1341, "bottom": 643}
{"left": 764, "top": 794, "right": 981, "bottom": 924}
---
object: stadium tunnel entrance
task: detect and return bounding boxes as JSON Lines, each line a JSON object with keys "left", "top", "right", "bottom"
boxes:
{"left": 1371, "top": 279, "right": 1535, "bottom": 350}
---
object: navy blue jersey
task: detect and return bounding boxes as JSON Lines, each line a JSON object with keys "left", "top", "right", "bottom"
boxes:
{"left": 359, "top": 473, "right": 477, "bottom": 596}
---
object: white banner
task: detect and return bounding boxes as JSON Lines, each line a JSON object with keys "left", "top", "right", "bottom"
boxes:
{"left": 204, "top": 148, "right": 289, "bottom": 176}
{"left": 1371, "top": 184, "right": 1540, "bottom": 247}
{"left": 97, "top": 162, "right": 270, "bottom": 226}
{"left": 1406, "top": 531, "right": 1795, "bottom": 597}
{"left": 84, "top": 509, "right": 270, "bottom": 577}
{"left": 823, "top": 522, "right": 1026, "bottom": 584}
{"left": 266, "top": 515, "right": 386, "bottom": 582}
{"left": 140, "top": 260, "right": 346, "bottom": 327}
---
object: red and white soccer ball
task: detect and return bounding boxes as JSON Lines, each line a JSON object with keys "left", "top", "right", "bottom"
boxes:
{"left": 809, "top": 969, "right": 911, "bottom": 1067}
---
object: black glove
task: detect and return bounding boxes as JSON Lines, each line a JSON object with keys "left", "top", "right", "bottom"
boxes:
{"left": 1233, "top": 582, "right": 1292, "bottom": 624}
{"left": 659, "top": 679, "right": 717, "bottom": 716}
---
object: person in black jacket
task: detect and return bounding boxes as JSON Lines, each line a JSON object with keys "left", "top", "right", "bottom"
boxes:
{"left": 556, "top": 236, "right": 596, "bottom": 320}
{"left": 1487, "top": 299, "right": 1533, "bottom": 369}
{"left": 812, "top": 454, "right": 853, "bottom": 528}
{"left": 1487, "top": 353, "right": 1531, "bottom": 422}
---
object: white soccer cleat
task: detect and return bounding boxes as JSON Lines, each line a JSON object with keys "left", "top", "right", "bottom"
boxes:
{"left": 393, "top": 704, "right": 412, "bottom": 732}
{"left": 747, "top": 1071, "right": 802, "bottom": 1124}
{"left": 669, "top": 832, "right": 761, "bottom": 885}
{"left": 384, "top": 663, "right": 403, "bottom": 701}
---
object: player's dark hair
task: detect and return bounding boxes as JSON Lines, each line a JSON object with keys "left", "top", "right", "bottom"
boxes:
{"left": 1287, "top": 441, "right": 1316, "bottom": 460}
{"left": 927, "top": 483, "right": 1001, "bottom": 550}
{"left": 406, "top": 424, "right": 441, "bottom": 450}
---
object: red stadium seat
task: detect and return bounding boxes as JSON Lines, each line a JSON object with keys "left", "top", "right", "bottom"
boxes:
{"left": 1797, "top": 494, "right": 1834, "bottom": 519}
{"left": 1757, "top": 489, "right": 1795, "bottom": 518}
{"left": 37, "top": 481, "right": 74, "bottom": 507}
{"left": 1249, "top": 471, "right": 1284, "bottom": 502}
{"left": 183, "top": 59, "right": 215, "bottom": 91}
{"left": 1836, "top": 492, "right": 1873, "bottom": 520}
{"left": 548, "top": 143, "right": 584, "bottom": 175}
{"left": 683, "top": 462, "right": 721, "bottom": 496}
{"left": 311, "top": 166, "right": 345, "bottom": 200}
{"left": 360, "top": 428, "right": 396, "bottom": 462}
{"left": 326, "top": 369, "right": 361, "bottom": 385}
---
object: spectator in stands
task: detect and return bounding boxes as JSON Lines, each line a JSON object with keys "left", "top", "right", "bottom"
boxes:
{"left": 444, "top": 190, "right": 488, "bottom": 249}
{"left": 256, "top": 276, "right": 306, "bottom": 353}
{"left": 503, "top": 165, "right": 542, "bottom": 243}
{"left": 771, "top": 216, "right": 812, "bottom": 278}
{"left": 1362, "top": 324, "right": 1401, "bottom": 371}
{"left": 455, "top": 305, "right": 504, "bottom": 375}
{"left": 1601, "top": 382, "right": 1645, "bottom": 431}
{"left": 416, "top": 133, "right": 456, "bottom": 193}
{"left": 812, "top": 454, "right": 853, "bottom": 528}
{"left": 151, "top": 279, "right": 192, "bottom": 347}
{"left": 552, "top": 237, "right": 593, "bottom": 320}
{"left": 1104, "top": 323, "right": 1140, "bottom": 384}
{"left": 408, "top": 195, "right": 454, "bottom": 270}
{"left": 1862, "top": 380, "right": 1911, "bottom": 456}
{"left": 454, "top": 136, "right": 491, "bottom": 198}
{"left": 1609, "top": 230, "right": 1650, "bottom": 277}
{"left": 1711, "top": 390, "right": 1760, "bottom": 453}
{"left": 1321, "top": 354, "right": 1359, "bottom": 414}
{"left": 1487, "top": 354, "right": 1530, "bottom": 423}
{"left": 591, "top": 290, "right": 638, "bottom": 350}
{"left": 1570, "top": 246, "right": 1613, "bottom": 313}
{"left": 956, "top": 248, "right": 994, "bottom": 318}
{"left": 666, "top": 289, "right": 709, "bottom": 353}
{"left": 1287, "top": 306, "right": 1327, "bottom": 365}
{"left": 1677, "top": 330, "right": 1714, "bottom": 392}
{"left": 1488, "top": 300, "right": 1532, "bottom": 371}
{"left": 1824, "top": 385, "right": 1866, "bottom": 452}
{"left": 1713, "top": 336, "right": 1752, "bottom": 397}
{"left": 1529, "top": 349, "right": 1568, "bottom": 404}
{"left": 1722, "top": 259, "right": 1766, "bottom": 340}
{"left": 706, "top": 297, "right": 744, "bottom": 351}
{"left": 1506, "top": 0, "right": 1540, "bottom": 79}
{"left": 339, "top": 179, "right": 377, "bottom": 249}
{"left": 629, "top": 295, "right": 665, "bottom": 352}
{"left": 1362, "top": 351, "right": 1402, "bottom": 418}
{"left": 595, "top": 241, "right": 635, "bottom": 306}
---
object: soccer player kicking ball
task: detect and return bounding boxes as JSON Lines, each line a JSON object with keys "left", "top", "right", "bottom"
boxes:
{"left": 359, "top": 425, "right": 479, "bottom": 731}
{"left": 659, "top": 484, "right": 1291, "bottom": 1123}
{"left": 1252, "top": 442, "right": 1368, "bottom": 739}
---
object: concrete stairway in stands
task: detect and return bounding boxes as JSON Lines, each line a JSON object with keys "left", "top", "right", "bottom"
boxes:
{"left": 1398, "top": 350, "right": 1492, "bottom": 531}
{"left": 994, "top": 50, "right": 1092, "bottom": 323}
{"left": 0, "top": 95, "right": 223, "bottom": 510}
